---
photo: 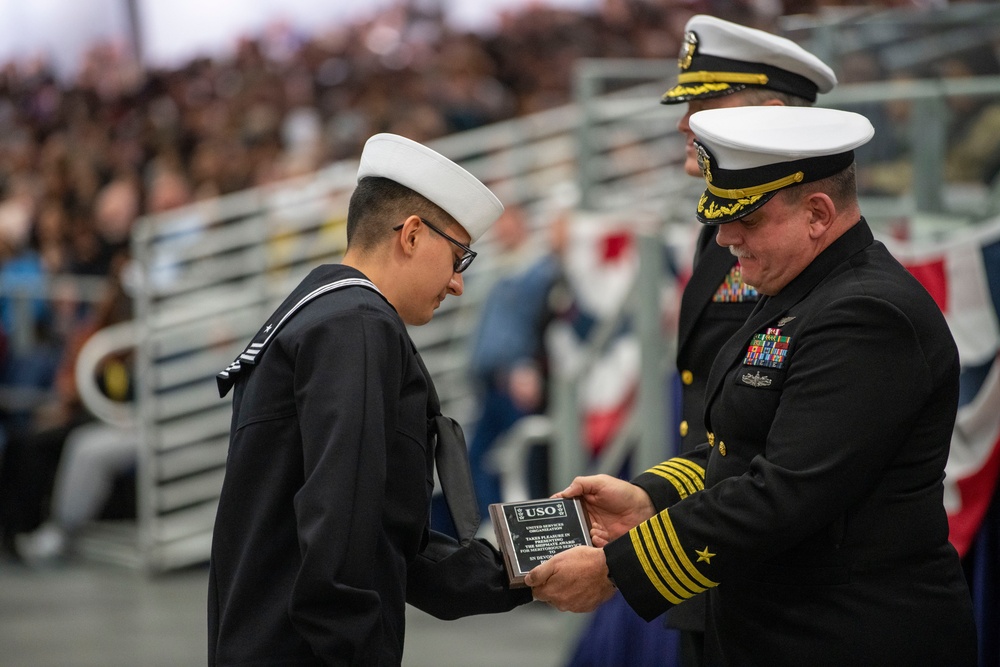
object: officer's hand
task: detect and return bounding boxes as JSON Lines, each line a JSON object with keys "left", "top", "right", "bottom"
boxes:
{"left": 525, "top": 546, "right": 616, "bottom": 613}
{"left": 553, "top": 474, "right": 655, "bottom": 545}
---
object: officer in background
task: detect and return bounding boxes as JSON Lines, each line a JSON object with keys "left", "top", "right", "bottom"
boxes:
{"left": 209, "top": 134, "right": 531, "bottom": 665}
{"left": 527, "top": 106, "right": 978, "bottom": 667}
{"left": 668, "top": 14, "right": 837, "bottom": 480}
{"left": 661, "top": 15, "right": 836, "bottom": 664}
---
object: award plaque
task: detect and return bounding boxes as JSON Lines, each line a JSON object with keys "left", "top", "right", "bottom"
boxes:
{"left": 488, "top": 497, "right": 592, "bottom": 588}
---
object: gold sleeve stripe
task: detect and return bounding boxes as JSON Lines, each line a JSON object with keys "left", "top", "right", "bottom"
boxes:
{"left": 649, "top": 516, "right": 707, "bottom": 596}
{"left": 646, "top": 466, "right": 697, "bottom": 498}
{"left": 629, "top": 527, "right": 686, "bottom": 605}
{"left": 668, "top": 458, "right": 706, "bottom": 479}
{"left": 667, "top": 458, "right": 705, "bottom": 486}
{"left": 662, "top": 461, "right": 705, "bottom": 490}
{"left": 639, "top": 522, "right": 700, "bottom": 600}
{"left": 645, "top": 458, "right": 705, "bottom": 481}
{"left": 661, "top": 510, "right": 719, "bottom": 589}
{"left": 645, "top": 460, "right": 705, "bottom": 496}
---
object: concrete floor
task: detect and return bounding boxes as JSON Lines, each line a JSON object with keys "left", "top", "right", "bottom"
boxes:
{"left": 0, "top": 557, "right": 585, "bottom": 667}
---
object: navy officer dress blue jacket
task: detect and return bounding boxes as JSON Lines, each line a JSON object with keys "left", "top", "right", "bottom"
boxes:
{"left": 606, "top": 219, "right": 977, "bottom": 666}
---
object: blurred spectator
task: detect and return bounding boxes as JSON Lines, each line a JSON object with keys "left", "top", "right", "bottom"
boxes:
{"left": 15, "top": 416, "right": 138, "bottom": 565}
{"left": 0, "top": 251, "right": 132, "bottom": 558}
{"left": 0, "top": 174, "right": 59, "bottom": 436}
{"left": 0, "top": 0, "right": 994, "bottom": 559}
{"left": 466, "top": 205, "right": 561, "bottom": 520}
{"left": 0, "top": 186, "right": 45, "bottom": 342}
{"left": 857, "top": 47, "right": 1000, "bottom": 197}
{"left": 938, "top": 54, "right": 1000, "bottom": 187}
{"left": 91, "top": 177, "right": 140, "bottom": 274}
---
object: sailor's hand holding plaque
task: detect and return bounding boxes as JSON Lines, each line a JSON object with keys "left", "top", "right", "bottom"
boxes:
{"left": 517, "top": 475, "right": 658, "bottom": 613}
{"left": 488, "top": 497, "right": 592, "bottom": 588}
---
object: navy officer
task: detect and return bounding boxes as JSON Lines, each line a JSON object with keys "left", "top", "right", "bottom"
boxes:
{"left": 660, "top": 16, "right": 838, "bottom": 663}
{"left": 527, "top": 106, "right": 977, "bottom": 667}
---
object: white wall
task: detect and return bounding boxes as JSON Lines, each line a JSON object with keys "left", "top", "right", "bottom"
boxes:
{"left": 137, "top": 0, "right": 401, "bottom": 67}
{"left": 0, "top": 0, "right": 600, "bottom": 79}
{"left": 0, "top": 0, "right": 126, "bottom": 77}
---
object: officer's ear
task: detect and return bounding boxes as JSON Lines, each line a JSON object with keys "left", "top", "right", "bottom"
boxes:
{"left": 804, "top": 192, "right": 836, "bottom": 240}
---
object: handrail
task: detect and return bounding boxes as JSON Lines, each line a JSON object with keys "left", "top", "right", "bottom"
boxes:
{"left": 114, "top": 53, "right": 1000, "bottom": 572}
{"left": 0, "top": 273, "right": 110, "bottom": 354}
{"left": 74, "top": 320, "right": 138, "bottom": 429}
{"left": 0, "top": 273, "right": 110, "bottom": 300}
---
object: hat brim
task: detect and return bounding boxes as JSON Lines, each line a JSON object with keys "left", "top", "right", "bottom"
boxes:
{"left": 696, "top": 188, "right": 776, "bottom": 225}
{"left": 661, "top": 82, "right": 746, "bottom": 105}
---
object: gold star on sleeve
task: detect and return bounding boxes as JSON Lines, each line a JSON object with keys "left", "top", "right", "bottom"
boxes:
{"left": 627, "top": 510, "right": 719, "bottom": 604}
{"left": 695, "top": 547, "right": 715, "bottom": 564}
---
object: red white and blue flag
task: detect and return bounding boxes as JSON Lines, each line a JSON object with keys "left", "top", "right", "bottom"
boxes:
{"left": 886, "top": 217, "right": 1000, "bottom": 557}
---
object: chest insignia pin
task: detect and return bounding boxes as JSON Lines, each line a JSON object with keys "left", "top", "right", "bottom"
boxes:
{"left": 741, "top": 370, "right": 772, "bottom": 388}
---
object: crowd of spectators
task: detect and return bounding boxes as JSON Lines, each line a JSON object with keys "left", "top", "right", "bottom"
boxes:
{"left": 0, "top": 0, "right": 717, "bottom": 558}
{"left": 0, "top": 0, "right": 783, "bottom": 409}
{"left": 0, "top": 0, "right": 994, "bottom": 556}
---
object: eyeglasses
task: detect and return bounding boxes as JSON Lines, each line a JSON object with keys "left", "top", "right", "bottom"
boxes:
{"left": 393, "top": 217, "right": 477, "bottom": 273}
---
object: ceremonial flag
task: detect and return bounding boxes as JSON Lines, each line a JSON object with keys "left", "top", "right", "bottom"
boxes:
{"left": 888, "top": 218, "right": 1000, "bottom": 557}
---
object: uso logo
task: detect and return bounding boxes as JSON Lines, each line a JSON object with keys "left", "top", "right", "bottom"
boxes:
{"left": 514, "top": 501, "right": 568, "bottom": 523}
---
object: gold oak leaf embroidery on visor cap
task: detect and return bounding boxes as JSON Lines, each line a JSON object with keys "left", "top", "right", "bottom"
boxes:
{"left": 697, "top": 192, "right": 764, "bottom": 221}
{"left": 664, "top": 82, "right": 732, "bottom": 99}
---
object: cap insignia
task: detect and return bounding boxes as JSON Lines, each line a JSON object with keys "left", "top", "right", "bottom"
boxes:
{"left": 696, "top": 144, "right": 712, "bottom": 183}
{"left": 678, "top": 31, "right": 697, "bottom": 71}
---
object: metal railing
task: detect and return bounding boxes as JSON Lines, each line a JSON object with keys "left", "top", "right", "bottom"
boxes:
{"left": 0, "top": 274, "right": 109, "bottom": 414}
{"left": 122, "top": 102, "right": 622, "bottom": 571}
{"left": 54, "top": 65, "right": 1000, "bottom": 572}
